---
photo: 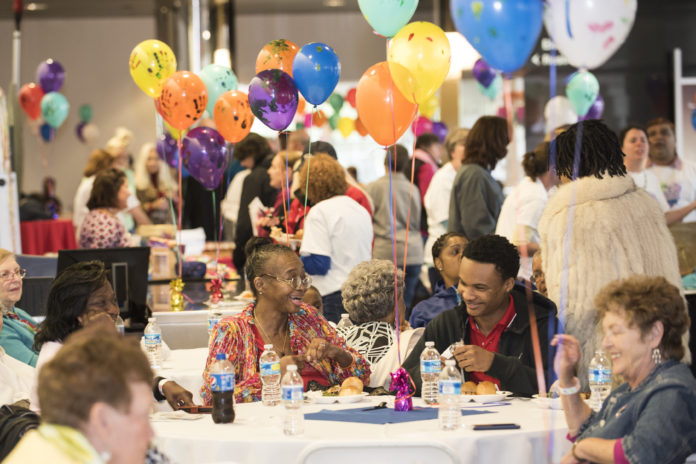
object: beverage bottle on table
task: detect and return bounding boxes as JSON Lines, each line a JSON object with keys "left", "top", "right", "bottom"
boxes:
{"left": 281, "top": 364, "right": 304, "bottom": 435}
{"left": 336, "top": 313, "right": 353, "bottom": 329}
{"left": 420, "top": 341, "right": 441, "bottom": 404}
{"left": 438, "top": 359, "right": 462, "bottom": 431}
{"left": 210, "top": 353, "right": 235, "bottom": 423}
{"left": 207, "top": 310, "right": 222, "bottom": 345}
{"left": 588, "top": 349, "right": 612, "bottom": 411}
{"left": 143, "top": 317, "right": 162, "bottom": 369}
{"left": 259, "top": 344, "right": 281, "bottom": 406}
{"left": 115, "top": 314, "right": 125, "bottom": 335}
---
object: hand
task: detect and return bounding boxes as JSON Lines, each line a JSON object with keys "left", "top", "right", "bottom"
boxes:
{"left": 280, "top": 354, "right": 305, "bottom": 374}
{"left": 162, "top": 381, "right": 194, "bottom": 411}
{"left": 257, "top": 216, "right": 280, "bottom": 228}
{"left": 453, "top": 344, "right": 495, "bottom": 372}
{"left": 305, "top": 338, "right": 339, "bottom": 363}
{"left": 153, "top": 198, "right": 169, "bottom": 210}
{"left": 551, "top": 334, "right": 581, "bottom": 383}
{"left": 559, "top": 451, "right": 584, "bottom": 464}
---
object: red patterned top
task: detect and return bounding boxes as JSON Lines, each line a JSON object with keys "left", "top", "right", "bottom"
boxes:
{"left": 201, "top": 302, "right": 371, "bottom": 404}
{"left": 78, "top": 209, "right": 130, "bottom": 249}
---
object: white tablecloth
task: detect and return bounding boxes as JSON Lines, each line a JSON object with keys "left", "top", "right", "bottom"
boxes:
{"left": 156, "top": 347, "right": 210, "bottom": 405}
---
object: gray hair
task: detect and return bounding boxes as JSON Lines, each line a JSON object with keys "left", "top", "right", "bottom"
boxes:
{"left": 341, "top": 259, "right": 404, "bottom": 324}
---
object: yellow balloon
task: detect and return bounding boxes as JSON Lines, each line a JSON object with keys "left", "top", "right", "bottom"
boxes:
{"left": 337, "top": 117, "right": 355, "bottom": 138}
{"left": 387, "top": 22, "right": 451, "bottom": 104}
{"left": 420, "top": 93, "right": 439, "bottom": 119}
{"left": 129, "top": 39, "right": 177, "bottom": 98}
{"left": 164, "top": 120, "right": 186, "bottom": 139}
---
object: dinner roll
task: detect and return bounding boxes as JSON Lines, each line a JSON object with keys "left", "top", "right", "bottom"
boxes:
{"left": 338, "top": 386, "right": 360, "bottom": 396}
{"left": 341, "top": 376, "right": 364, "bottom": 393}
{"left": 476, "top": 381, "right": 497, "bottom": 395}
{"left": 462, "top": 381, "right": 477, "bottom": 395}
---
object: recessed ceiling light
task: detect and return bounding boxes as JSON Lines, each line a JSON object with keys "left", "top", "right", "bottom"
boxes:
{"left": 26, "top": 3, "right": 48, "bottom": 11}
{"left": 323, "top": 0, "right": 345, "bottom": 7}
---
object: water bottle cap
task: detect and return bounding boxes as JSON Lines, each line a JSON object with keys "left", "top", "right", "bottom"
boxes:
{"left": 341, "top": 314, "right": 349, "bottom": 319}
{"left": 264, "top": 344, "right": 273, "bottom": 350}
{"left": 425, "top": 341, "right": 435, "bottom": 347}
{"left": 445, "top": 359, "right": 456, "bottom": 366}
{"left": 215, "top": 353, "right": 226, "bottom": 360}
{"left": 287, "top": 364, "right": 297, "bottom": 371}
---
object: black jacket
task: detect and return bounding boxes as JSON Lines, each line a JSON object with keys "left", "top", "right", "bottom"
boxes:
{"left": 403, "top": 284, "right": 558, "bottom": 397}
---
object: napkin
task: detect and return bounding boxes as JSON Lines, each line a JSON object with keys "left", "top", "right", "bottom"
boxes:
{"left": 305, "top": 407, "right": 492, "bottom": 425}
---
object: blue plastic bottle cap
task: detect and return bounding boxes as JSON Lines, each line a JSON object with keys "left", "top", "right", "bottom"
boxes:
{"left": 216, "top": 353, "right": 226, "bottom": 360}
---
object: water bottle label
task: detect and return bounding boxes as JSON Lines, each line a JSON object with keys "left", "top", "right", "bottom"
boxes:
{"left": 281, "top": 385, "right": 303, "bottom": 401}
{"left": 421, "top": 359, "right": 441, "bottom": 374}
{"left": 143, "top": 333, "right": 161, "bottom": 346}
{"left": 438, "top": 380, "right": 461, "bottom": 395}
{"left": 260, "top": 361, "right": 280, "bottom": 376}
{"left": 211, "top": 372, "right": 235, "bottom": 392}
{"left": 589, "top": 368, "right": 612, "bottom": 383}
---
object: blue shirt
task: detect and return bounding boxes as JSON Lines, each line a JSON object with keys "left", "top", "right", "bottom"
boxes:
{"left": 0, "top": 307, "right": 39, "bottom": 367}
{"left": 409, "top": 281, "right": 460, "bottom": 328}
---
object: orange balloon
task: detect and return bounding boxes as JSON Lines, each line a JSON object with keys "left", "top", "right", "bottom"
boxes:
{"left": 255, "top": 39, "right": 300, "bottom": 77}
{"left": 296, "top": 96, "right": 306, "bottom": 115}
{"left": 355, "top": 118, "right": 368, "bottom": 137}
{"left": 356, "top": 62, "right": 418, "bottom": 146}
{"left": 214, "top": 90, "right": 255, "bottom": 143}
{"left": 156, "top": 71, "right": 208, "bottom": 131}
{"left": 312, "top": 110, "right": 328, "bottom": 127}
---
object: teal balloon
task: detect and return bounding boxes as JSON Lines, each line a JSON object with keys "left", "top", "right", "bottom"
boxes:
{"left": 328, "top": 93, "right": 344, "bottom": 113}
{"left": 477, "top": 73, "right": 502, "bottom": 100}
{"left": 358, "top": 0, "right": 419, "bottom": 38}
{"left": 41, "top": 92, "right": 70, "bottom": 128}
{"left": 199, "top": 64, "right": 238, "bottom": 116}
{"left": 565, "top": 71, "right": 600, "bottom": 117}
{"left": 79, "top": 104, "right": 93, "bottom": 122}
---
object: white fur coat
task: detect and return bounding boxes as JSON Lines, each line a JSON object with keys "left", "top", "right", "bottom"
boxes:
{"left": 539, "top": 175, "right": 688, "bottom": 387}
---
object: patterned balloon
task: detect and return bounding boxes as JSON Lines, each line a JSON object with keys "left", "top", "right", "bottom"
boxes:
{"left": 255, "top": 39, "right": 300, "bottom": 77}
{"left": 199, "top": 64, "right": 238, "bottom": 117}
{"left": 156, "top": 71, "right": 208, "bottom": 131}
{"left": 183, "top": 127, "right": 228, "bottom": 190}
{"left": 129, "top": 39, "right": 177, "bottom": 98}
{"left": 248, "top": 69, "right": 298, "bottom": 131}
{"left": 156, "top": 132, "right": 179, "bottom": 169}
{"left": 37, "top": 59, "right": 65, "bottom": 93}
{"left": 565, "top": 70, "right": 600, "bottom": 117}
{"left": 214, "top": 90, "right": 254, "bottom": 143}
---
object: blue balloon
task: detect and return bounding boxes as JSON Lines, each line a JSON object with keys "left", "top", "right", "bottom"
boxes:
{"left": 40, "top": 123, "right": 55, "bottom": 142}
{"left": 450, "top": 0, "right": 543, "bottom": 74}
{"left": 199, "top": 64, "right": 238, "bottom": 117}
{"left": 41, "top": 91, "right": 70, "bottom": 128}
{"left": 692, "top": 109, "right": 696, "bottom": 131}
{"left": 292, "top": 43, "right": 340, "bottom": 106}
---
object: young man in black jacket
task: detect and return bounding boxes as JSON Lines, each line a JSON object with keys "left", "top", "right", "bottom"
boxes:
{"left": 403, "top": 234, "right": 558, "bottom": 397}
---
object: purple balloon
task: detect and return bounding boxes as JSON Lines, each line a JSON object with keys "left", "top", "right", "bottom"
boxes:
{"left": 432, "top": 121, "right": 448, "bottom": 143}
{"left": 472, "top": 58, "right": 496, "bottom": 88}
{"left": 37, "top": 59, "right": 65, "bottom": 93}
{"left": 157, "top": 133, "right": 180, "bottom": 169}
{"left": 248, "top": 69, "right": 298, "bottom": 131}
{"left": 182, "top": 127, "right": 228, "bottom": 190}
{"left": 579, "top": 93, "right": 605, "bottom": 121}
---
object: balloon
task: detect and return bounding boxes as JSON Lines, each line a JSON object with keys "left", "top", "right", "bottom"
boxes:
{"left": 579, "top": 93, "right": 605, "bottom": 121}
{"left": 213, "top": 90, "right": 255, "bottom": 143}
{"left": 182, "top": 127, "right": 228, "bottom": 190}
{"left": 312, "top": 110, "right": 328, "bottom": 127}
{"left": 328, "top": 93, "right": 344, "bottom": 113}
{"left": 544, "top": 0, "right": 637, "bottom": 70}
{"left": 40, "top": 123, "right": 55, "bottom": 142}
{"left": 41, "top": 91, "right": 70, "bottom": 128}
{"left": 412, "top": 116, "right": 433, "bottom": 137}
{"left": 248, "top": 69, "right": 298, "bottom": 131}
{"left": 255, "top": 39, "right": 300, "bottom": 77}
{"left": 18, "top": 83, "right": 44, "bottom": 120}
{"left": 450, "top": 0, "right": 543, "bottom": 73}
{"left": 345, "top": 88, "right": 357, "bottom": 108}
{"left": 156, "top": 71, "right": 208, "bottom": 131}
{"left": 692, "top": 109, "right": 696, "bottom": 131}
{"left": 357, "top": 0, "right": 419, "bottom": 38}
{"left": 129, "top": 39, "right": 177, "bottom": 98}
{"left": 477, "top": 73, "right": 502, "bottom": 100}
{"left": 337, "top": 117, "right": 355, "bottom": 138}
{"left": 82, "top": 123, "right": 100, "bottom": 145}
{"left": 75, "top": 121, "right": 86, "bottom": 142}
{"left": 387, "top": 21, "right": 451, "bottom": 104}
{"left": 420, "top": 93, "right": 439, "bottom": 119}
{"left": 432, "top": 121, "right": 448, "bottom": 142}
{"left": 304, "top": 113, "right": 312, "bottom": 129}
{"left": 356, "top": 62, "right": 418, "bottom": 146}
{"left": 292, "top": 43, "right": 340, "bottom": 106}
{"left": 355, "top": 117, "right": 368, "bottom": 137}
{"left": 472, "top": 59, "right": 496, "bottom": 87}
{"left": 36, "top": 59, "right": 65, "bottom": 93}
{"left": 297, "top": 97, "right": 306, "bottom": 115}
{"left": 566, "top": 70, "right": 600, "bottom": 117}
{"left": 79, "top": 104, "right": 93, "bottom": 123}
{"left": 544, "top": 96, "right": 577, "bottom": 134}
{"left": 328, "top": 112, "right": 339, "bottom": 130}
{"left": 199, "top": 64, "right": 238, "bottom": 117}
{"left": 157, "top": 132, "right": 180, "bottom": 168}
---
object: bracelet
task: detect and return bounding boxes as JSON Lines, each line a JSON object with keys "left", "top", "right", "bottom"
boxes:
{"left": 571, "top": 440, "right": 582, "bottom": 460}
{"left": 558, "top": 377, "right": 580, "bottom": 396}
{"left": 158, "top": 377, "right": 171, "bottom": 396}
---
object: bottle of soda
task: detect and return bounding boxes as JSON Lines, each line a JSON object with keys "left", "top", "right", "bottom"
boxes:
{"left": 420, "top": 341, "right": 441, "bottom": 404}
{"left": 588, "top": 349, "right": 612, "bottom": 411}
{"left": 281, "top": 364, "right": 304, "bottom": 435}
{"left": 259, "top": 344, "right": 281, "bottom": 406}
{"left": 336, "top": 313, "right": 353, "bottom": 329}
{"left": 207, "top": 310, "right": 222, "bottom": 346}
{"left": 143, "top": 317, "right": 162, "bottom": 369}
{"left": 210, "top": 353, "right": 235, "bottom": 423}
{"left": 438, "top": 359, "right": 462, "bottom": 430}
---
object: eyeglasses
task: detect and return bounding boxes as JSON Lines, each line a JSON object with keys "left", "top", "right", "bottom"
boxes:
{"left": 0, "top": 269, "right": 27, "bottom": 282}
{"left": 261, "top": 273, "right": 312, "bottom": 290}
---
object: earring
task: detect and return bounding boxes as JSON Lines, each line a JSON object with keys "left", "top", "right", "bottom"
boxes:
{"left": 100, "top": 451, "right": 112, "bottom": 462}
{"left": 652, "top": 347, "right": 662, "bottom": 365}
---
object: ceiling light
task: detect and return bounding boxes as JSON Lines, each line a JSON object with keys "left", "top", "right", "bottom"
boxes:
{"left": 323, "top": 0, "right": 345, "bottom": 7}
{"left": 26, "top": 3, "right": 48, "bottom": 11}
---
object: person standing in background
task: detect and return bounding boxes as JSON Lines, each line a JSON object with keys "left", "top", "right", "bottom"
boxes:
{"left": 410, "top": 133, "right": 445, "bottom": 236}
{"left": 134, "top": 143, "right": 177, "bottom": 224}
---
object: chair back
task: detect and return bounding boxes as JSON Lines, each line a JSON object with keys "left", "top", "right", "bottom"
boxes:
{"left": 297, "top": 440, "right": 461, "bottom": 464}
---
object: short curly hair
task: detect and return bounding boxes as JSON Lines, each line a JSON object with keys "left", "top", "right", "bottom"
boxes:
{"left": 595, "top": 275, "right": 689, "bottom": 361}
{"left": 462, "top": 234, "right": 520, "bottom": 281}
{"left": 341, "top": 259, "right": 404, "bottom": 324}
{"left": 87, "top": 168, "right": 126, "bottom": 210}
{"left": 297, "top": 153, "right": 347, "bottom": 204}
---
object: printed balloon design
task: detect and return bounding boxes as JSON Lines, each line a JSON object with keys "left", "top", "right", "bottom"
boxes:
{"left": 129, "top": 39, "right": 177, "bottom": 98}
{"left": 248, "top": 69, "right": 298, "bottom": 131}
{"left": 255, "top": 39, "right": 300, "bottom": 77}
{"left": 183, "top": 127, "right": 228, "bottom": 190}
{"left": 292, "top": 43, "right": 341, "bottom": 106}
{"left": 214, "top": 90, "right": 255, "bottom": 143}
{"left": 36, "top": 59, "right": 65, "bottom": 93}
{"left": 199, "top": 64, "right": 238, "bottom": 117}
{"left": 18, "top": 83, "right": 44, "bottom": 120}
{"left": 565, "top": 70, "right": 600, "bottom": 117}
{"left": 156, "top": 71, "right": 208, "bottom": 131}
{"left": 41, "top": 92, "right": 70, "bottom": 128}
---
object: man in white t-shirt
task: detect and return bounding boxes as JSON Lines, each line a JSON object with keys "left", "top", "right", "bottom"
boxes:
{"left": 646, "top": 118, "right": 696, "bottom": 222}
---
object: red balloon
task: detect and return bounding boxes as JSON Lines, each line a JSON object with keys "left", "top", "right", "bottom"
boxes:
{"left": 345, "top": 87, "right": 357, "bottom": 108}
{"left": 18, "top": 83, "right": 44, "bottom": 120}
{"left": 411, "top": 115, "right": 433, "bottom": 136}
{"left": 156, "top": 71, "right": 208, "bottom": 131}
{"left": 214, "top": 90, "right": 255, "bottom": 143}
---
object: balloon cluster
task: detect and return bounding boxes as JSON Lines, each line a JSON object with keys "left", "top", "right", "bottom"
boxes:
{"left": 19, "top": 59, "right": 71, "bottom": 142}
{"left": 75, "top": 104, "right": 99, "bottom": 144}
{"left": 473, "top": 59, "right": 502, "bottom": 101}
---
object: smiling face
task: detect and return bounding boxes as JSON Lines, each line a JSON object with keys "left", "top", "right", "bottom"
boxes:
{"left": 647, "top": 122, "right": 677, "bottom": 165}
{"left": 256, "top": 252, "right": 308, "bottom": 314}
{"left": 434, "top": 236, "right": 468, "bottom": 288}
{"left": 622, "top": 128, "right": 649, "bottom": 170}
{"left": 0, "top": 257, "right": 23, "bottom": 309}
{"left": 457, "top": 257, "right": 514, "bottom": 323}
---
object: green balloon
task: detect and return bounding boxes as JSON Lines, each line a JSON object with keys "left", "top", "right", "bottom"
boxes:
{"left": 328, "top": 93, "right": 344, "bottom": 113}
{"left": 79, "top": 104, "right": 93, "bottom": 123}
{"left": 328, "top": 112, "right": 339, "bottom": 130}
{"left": 565, "top": 71, "right": 599, "bottom": 117}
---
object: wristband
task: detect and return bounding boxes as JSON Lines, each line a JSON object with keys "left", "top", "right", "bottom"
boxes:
{"left": 158, "top": 377, "right": 171, "bottom": 396}
{"left": 558, "top": 377, "right": 580, "bottom": 396}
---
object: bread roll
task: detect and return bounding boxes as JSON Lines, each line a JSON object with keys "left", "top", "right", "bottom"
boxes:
{"left": 341, "top": 376, "right": 364, "bottom": 393}
{"left": 476, "top": 380, "right": 497, "bottom": 395}
{"left": 338, "top": 386, "right": 360, "bottom": 396}
{"left": 462, "top": 381, "right": 477, "bottom": 395}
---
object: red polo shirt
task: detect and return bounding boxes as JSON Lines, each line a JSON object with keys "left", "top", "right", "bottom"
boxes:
{"left": 468, "top": 295, "right": 517, "bottom": 387}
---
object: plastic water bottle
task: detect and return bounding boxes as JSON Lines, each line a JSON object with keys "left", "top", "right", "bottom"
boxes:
{"left": 336, "top": 314, "right": 353, "bottom": 329}
{"left": 143, "top": 317, "right": 162, "bottom": 369}
{"left": 420, "top": 341, "right": 441, "bottom": 404}
{"left": 438, "top": 359, "right": 462, "bottom": 430}
{"left": 115, "top": 315, "right": 125, "bottom": 335}
{"left": 210, "top": 353, "right": 235, "bottom": 423}
{"left": 588, "top": 349, "right": 612, "bottom": 412}
{"left": 259, "top": 344, "right": 281, "bottom": 406}
{"left": 207, "top": 311, "right": 222, "bottom": 345}
{"left": 281, "top": 364, "right": 304, "bottom": 435}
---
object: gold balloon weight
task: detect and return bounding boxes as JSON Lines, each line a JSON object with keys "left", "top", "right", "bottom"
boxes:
{"left": 169, "top": 278, "right": 185, "bottom": 312}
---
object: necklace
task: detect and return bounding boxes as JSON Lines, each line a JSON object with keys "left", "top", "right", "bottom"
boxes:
{"left": 254, "top": 312, "right": 290, "bottom": 357}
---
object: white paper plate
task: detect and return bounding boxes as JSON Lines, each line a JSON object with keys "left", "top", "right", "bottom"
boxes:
{"left": 305, "top": 391, "right": 368, "bottom": 404}
{"left": 532, "top": 394, "right": 563, "bottom": 410}
{"left": 461, "top": 391, "right": 512, "bottom": 404}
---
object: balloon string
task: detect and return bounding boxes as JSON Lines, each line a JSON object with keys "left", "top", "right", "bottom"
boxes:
{"left": 385, "top": 144, "right": 401, "bottom": 363}
{"left": 302, "top": 107, "right": 315, "bottom": 221}
{"left": 176, "top": 135, "right": 183, "bottom": 278}
{"left": 280, "top": 131, "right": 289, "bottom": 246}
{"left": 402, "top": 105, "right": 419, "bottom": 281}
{"left": 212, "top": 190, "right": 221, "bottom": 279}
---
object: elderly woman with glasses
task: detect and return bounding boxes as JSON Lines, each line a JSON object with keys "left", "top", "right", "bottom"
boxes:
{"left": 0, "top": 249, "right": 39, "bottom": 367}
{"left": 201, "top": 238, "right": 370, "bottom": 404}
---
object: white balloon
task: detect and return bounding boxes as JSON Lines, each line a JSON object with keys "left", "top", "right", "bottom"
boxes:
{"left": 81, "top": 123, "right": 100, "bottom": 145}
{"left": 544, "top": 96, "right": 577, "bottom": 135}
{"left": 544, "top": 0, "right": 637, "bottom": 70}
